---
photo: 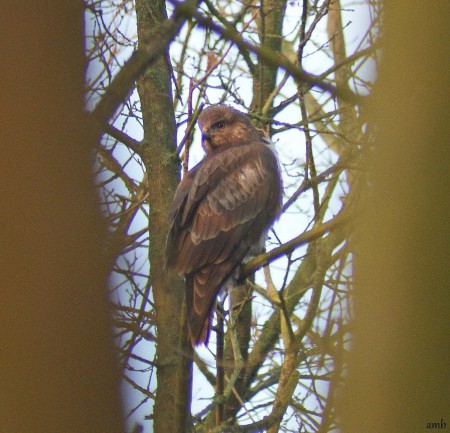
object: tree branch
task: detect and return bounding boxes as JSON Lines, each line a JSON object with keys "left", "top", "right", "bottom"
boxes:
{"left": 240, "top": 209, "right": 350, "bottom": 280}
{"left": 103, "top": 123, "right": 143, "bottom": 157}
{"left": 170, "top": 0, "right": 365, "bottom": 105}
{"left": 91, "top": 0, "right": 199, "bottom": 125}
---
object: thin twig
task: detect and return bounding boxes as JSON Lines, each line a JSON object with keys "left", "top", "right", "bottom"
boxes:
{"left": 240, "top": 209, "right": 351, "bottom": 279}
{"left": 170, "top": 0, "right": 366, "bottom": 106}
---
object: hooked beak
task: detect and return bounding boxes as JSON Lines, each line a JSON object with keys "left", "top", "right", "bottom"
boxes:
{"left": 201, "top": 130, "right": 211, "bottom": 142}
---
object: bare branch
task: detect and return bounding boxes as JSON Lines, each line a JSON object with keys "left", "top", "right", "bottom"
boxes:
{"left": 240, "top": 209, "right": 351, "bottom": 280}
{"left": 92, "top": 0, "right": 199, "bottom": 125}
{"left": 170, "top": 0, "right": 366, "bottom": 105}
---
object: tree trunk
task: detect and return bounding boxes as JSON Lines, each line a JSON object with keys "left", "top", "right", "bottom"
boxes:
{"left": 135, "top": 1, "right": 192, "bottom": 432}
{"left": 252, "top": 0, "right": 288, "bottom": 120}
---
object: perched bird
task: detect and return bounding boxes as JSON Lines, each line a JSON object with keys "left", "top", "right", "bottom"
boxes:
{"left": 165, "top": 105, "right": 282, "bottom": 346}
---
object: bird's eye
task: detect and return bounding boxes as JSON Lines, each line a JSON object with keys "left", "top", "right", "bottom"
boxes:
{"left": 214, "top": 121, "right": 225, "bottom": 129}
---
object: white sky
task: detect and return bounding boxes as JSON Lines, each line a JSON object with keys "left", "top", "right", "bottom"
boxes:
{"left": 85, "top": 1, "right": 376, "bottom": 431}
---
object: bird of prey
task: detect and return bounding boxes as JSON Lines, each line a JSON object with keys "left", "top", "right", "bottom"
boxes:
{"left": 165, "top": 105, "right": 282, "bottom": 346}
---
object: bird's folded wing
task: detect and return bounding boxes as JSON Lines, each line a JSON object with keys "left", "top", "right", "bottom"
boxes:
{"left": 166, "top": 143, "right": 281, "bottom": 275}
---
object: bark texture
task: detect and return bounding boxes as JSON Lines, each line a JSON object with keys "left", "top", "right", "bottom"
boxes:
{"left": 135, "top": 1, "right": 193, "bottom": 432}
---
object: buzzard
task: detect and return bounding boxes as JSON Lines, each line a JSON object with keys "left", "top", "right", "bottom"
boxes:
{"left": 165, "top": 105, "right": 282, "bottom": 346}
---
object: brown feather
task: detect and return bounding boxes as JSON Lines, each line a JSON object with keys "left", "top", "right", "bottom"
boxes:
{"left": 164, "top": 105, "right": 282, "bottom": 346}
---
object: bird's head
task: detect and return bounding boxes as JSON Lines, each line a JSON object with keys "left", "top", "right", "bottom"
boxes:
{"left": 198, "top": 105, "right": 260, "bottom": 154}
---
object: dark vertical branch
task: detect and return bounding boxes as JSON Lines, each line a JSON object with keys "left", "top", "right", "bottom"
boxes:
{"left": 216, "top": 304, "right": 225, "bottom": 425}
{"left": 174, "top": 302, "right": 194, "bottom": 432}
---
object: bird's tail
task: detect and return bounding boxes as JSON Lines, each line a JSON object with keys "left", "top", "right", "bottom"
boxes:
{"left": 185, "top": 261, "right": 240, "bottom": 346}
{"left": 185, "top": 273, "right": 212, "bottom": 346}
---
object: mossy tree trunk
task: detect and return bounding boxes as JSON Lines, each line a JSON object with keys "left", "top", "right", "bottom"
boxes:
{"left": 135, "top": 1, "right": 192, "bottom": 432}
